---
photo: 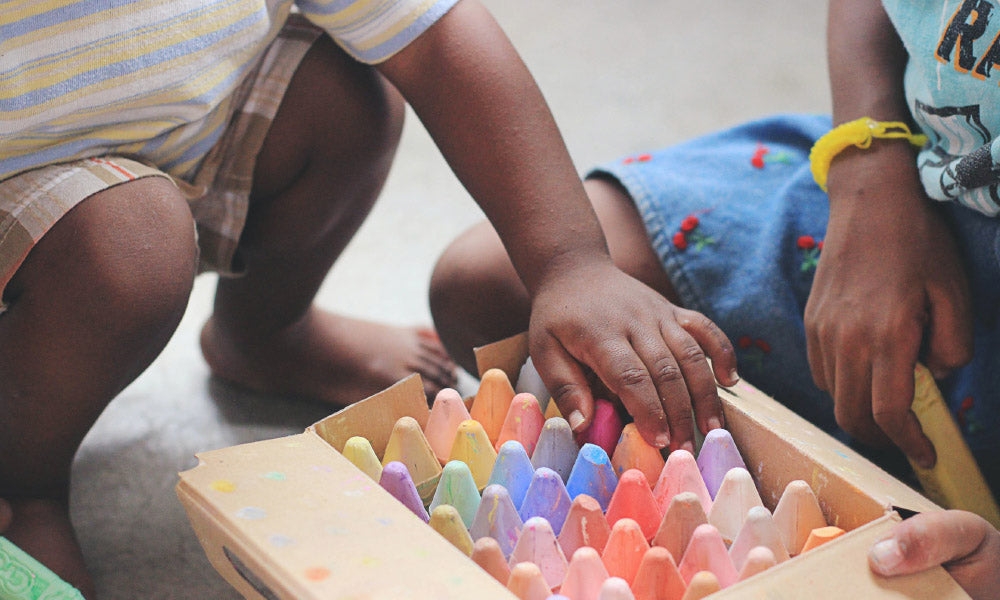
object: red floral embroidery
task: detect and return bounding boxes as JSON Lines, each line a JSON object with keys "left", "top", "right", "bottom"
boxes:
{"left": 672, "top": 231, "right": 688, "bottom": 250}
{"left": 751, "top": 143, "right": 793, "bottom": 169}
{"left": 798, "top": 235, "right": 823, "bottom": 272}
{"left": 738, "top": 336, "right": 753, "bottom": 349}
{"left": 737, "top": 335, "right": 772, "bottom": 373}
{"left": 674, "top": 213, "right": 715, "bottom": 252}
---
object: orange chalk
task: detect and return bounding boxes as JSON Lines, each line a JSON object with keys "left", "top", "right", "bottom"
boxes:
{"left": 677, "top": 524, "right": 737, "bottom": 588}
{"left": 448, "top": 419, "right": 499, "bottom": 490}
{"left": 800, "top": 525, "right": 845, "bottom": 552}
{"left": 428, "top": 505, "right": 474, "bottom": 556}
{"left": 471, "top": 537, "right": 511, "bottom": 584}
{"left": 559, "top": 493, "right": 612, "bottom": 558}
{"left": 652, "top": 492, "right": 709, "bottom": 563}
{"left": 496, "top": 392, "right": 546, "bottom": 455}
{"left": 381, "top": 416, "right": 442, "bottom": 504}
{"left": 630, "top": 546, "right": 686, "bottom": 600}
{"left": 424, "top": 388, "right": 471, "bottom": 464}
{"left": 561, "top": 546, "right": 611, "bottom": 600}
{"left": 706, "top": 468, "right": 763, "bottom": 546}
{"left": 736, "top": 546, "right": 776, "bottom": 582}
{"left": 612, "top": 424, "right": 666, "bottom": 486}
{"left": 772, "top": 480, "right": 827, "bottom": 556}
{"left": 507, "top": 562, "right": 552, "bottom": 600}
{"left": 544, "top": 398, "right": 564, "bottom": 420}
{"left": 601, "top": 518, "right": 650, "bottom": 586}
{"left": 678, "top": 571, "right": 720, "bottom": 600}
{"left": 652, "top": 450, "right": 712, "bottom": 517}
{"left": 471, "top": 368, "right": 517, "bottom": 444}
{"left": 605, "top": 469, "right": 662, "bottom": 541}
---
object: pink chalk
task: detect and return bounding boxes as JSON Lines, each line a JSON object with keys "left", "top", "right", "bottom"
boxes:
{"left": 496, "top": 393, "right": 546, "bottom": 455}
{"left": 577, "top": 399, "right": 624, "bottom": 456}
{"left": 678, "top": 524, "right": 738, "bottom": 589}
{"left": 652, "top": 449, "right": 712, "bottom": 517}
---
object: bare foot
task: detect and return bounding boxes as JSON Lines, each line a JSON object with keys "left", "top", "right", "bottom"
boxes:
{"left": 4, "top": 498, "right": 94, "bottom": 598}
{"left": 200, "top": 308, "right": 458, "bottom": 406}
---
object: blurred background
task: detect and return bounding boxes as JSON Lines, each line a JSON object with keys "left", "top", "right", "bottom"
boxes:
{"left": 72, "top": 2, "right": 831, "bottom": 597}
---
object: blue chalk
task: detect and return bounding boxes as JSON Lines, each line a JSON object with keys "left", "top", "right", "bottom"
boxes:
{"left": 518, "top": 467, "right": 572, "bottom": 535}
{"left": 487, "top": 440, "right": 536, "bottom": 510}
{"left": 565, "top": 443, "right": 619, "bottom": 511}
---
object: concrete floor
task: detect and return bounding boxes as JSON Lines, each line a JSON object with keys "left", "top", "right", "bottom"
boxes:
{"left": 71, "top": 2, "right": 831, "bottom": 598}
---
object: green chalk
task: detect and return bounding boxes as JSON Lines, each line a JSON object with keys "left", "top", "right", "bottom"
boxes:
{"left": 0, "top": 537, "right": 85, "bottom": 600}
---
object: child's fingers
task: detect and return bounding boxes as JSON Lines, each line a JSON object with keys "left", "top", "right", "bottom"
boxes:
{"left": 923, "top": 285, "right": 973, "bottom": 380}
{"left": 869, "top": 511, "right": 999, "bottom": 584}
{"left": 831, "top": 351, "right": 887, "bottom": 448}
{"left": 872, "top": 350, "right": 935, "bottom": 469}
{"left": 585, "top": 337, "right": 670, "bottom": 449}
{"left": 529, "top": 334, "right": 595, "bottom": 433}
{"left": 674, "top": 308, "right": 739, "bottom": 387}
{"left": 659, "top": 319, "right": 724, "bottom": 439}
{"left": 629, "top": 329, "right": 695, "bottom": 452}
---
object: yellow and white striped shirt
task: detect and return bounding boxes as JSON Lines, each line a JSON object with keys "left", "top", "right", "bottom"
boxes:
{"left": 0, "top": 0, "right": 457, "bottom": 182}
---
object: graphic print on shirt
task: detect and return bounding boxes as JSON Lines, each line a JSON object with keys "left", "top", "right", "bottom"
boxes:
{"left": 912, "top": 99, "right": 1000, "bottom": 212}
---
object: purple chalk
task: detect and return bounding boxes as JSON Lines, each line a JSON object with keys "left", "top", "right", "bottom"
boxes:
{"left": 518, "top": 467, "right": 573, "bottom": 535}
{"left": 487, "top": 440, "right": 536, "bottom": 510}
{"left": 470, "top": 484, "right": 524, "bottom": 558}
{"left": 696, "top": 428, "right": 748, "bottom": 499}
{"left": 379, "top": 461, "right": 429, "bottom": 522}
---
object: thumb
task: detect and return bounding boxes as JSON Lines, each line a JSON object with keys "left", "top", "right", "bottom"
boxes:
{"left": 530, "top": 336, "right": 594, "bottom": 433}
{"left": 868, "top": 511, "right": 990, "bottom": 577}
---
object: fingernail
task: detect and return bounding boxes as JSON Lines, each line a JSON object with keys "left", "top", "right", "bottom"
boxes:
{"left": 708, "top": 416, "right": 722, "bottom": 431}
{"left": 728, "top": 368, "right": 740, "bottom": 384}
{"left": 654, "top": 432, "right": 670, "bottom": 449}
{"left": 869, "top": 539, "right": 904, "bottom": 573}
{"left": 568, "top": 410, "right": 586, "bottom": 431}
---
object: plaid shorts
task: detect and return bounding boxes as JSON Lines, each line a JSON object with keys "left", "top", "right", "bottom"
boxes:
{"left": 0, "top": 15, "right": 322, "bottom": 310}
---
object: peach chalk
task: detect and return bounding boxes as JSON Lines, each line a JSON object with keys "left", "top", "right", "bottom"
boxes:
{"left": 507, "top": 562, "right": 552, "bottom": 600}
{"left": 706, "top": 468, "right": 763, "bottom": 546}
{"left": 472, "top": 537, "right": 511, "bottom": 584}
{"left": 630, "top": 546, "right": 686, "bottom": 600}
{"left": 516, "top": 356, "right": 551, "bottom": 412}
{"left": 381, "top": 416, "right": 442, "bottom": 504}
{"left": 471, "top": 368, "right": 517, "bottom": 444}
{"left": 677, "top": 524, "right": 738, "bottom": 588}
{"left": 678, "top": 571, "right": 720, "bottom": 600}
{"left": 601, "top": 518, "right": 650, "bottom": 586}
{"left": 771, "top": 479, "right": 827, "bottom": 556}
{"left": 728, "top": 506, "right": 788, "bottom": 570}
{"left": 696, "top": 429, "right": 747, "bottom": 499}
{"left": 736, "top": 546, "right": 776, "bottom": 582}
{"left": 496, "top": 393, "right": 546, "bottom": 455}
{"left": 429, "top": 460, "right": 481, "bottom": 528}
{"left": 598, "top": 577, "right": 637, "bottom": 600}
{"left": 448, "top": 419, "right": 499, "bottom": 490}
{"left": 800, "top": 525, "right": 845, "bottom": 552}
{"left": 509, "top": 516, "right": 568, "bottom": 590}
{"left": 487, "top": 440, "right": 535, "bottom": 509}
{"left": 470, "top": 484, "right": 524, "bottom": 558}
{"left": 424, "top": 388, "right": 471, "bottom": 464}
{"left": 558, "top": 493, "right": 612, "bottom": 558}
{"left": 578, "top": 399, "right": 625, "bottom": 456}
{"left": 652, "top": 492, "right": 709, "bottom": 564}
{"left": 342, "top": 436, "right": 382, "bottom": 482}
{"left": 532, "top": 417, "right": 579, "bottom": 481}
{"left": 378, "top": 461, "right": 429, "bottom": 523}
{"left": 560, "top": 546, "right": 610, "bottom": 600}
{"left": 612, "top": 424, "right": 665, "bottom": 486}
{"left": 652, "top": 449, "right": 712, "bottom": 517}
{"left": 605, "top": 469, "right": 662, "bottom": 541}
{"left": 428, "top": 504, "right": 474, "bottom": 556}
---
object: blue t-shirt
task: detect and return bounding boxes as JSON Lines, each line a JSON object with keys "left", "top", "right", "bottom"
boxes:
{"left": 884, "top": 0, "right": 1000, "bottom": 216}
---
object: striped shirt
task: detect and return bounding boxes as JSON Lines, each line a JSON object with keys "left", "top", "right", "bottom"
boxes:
{"left": 0, "top": 0, "right": 458, "bottom": 183}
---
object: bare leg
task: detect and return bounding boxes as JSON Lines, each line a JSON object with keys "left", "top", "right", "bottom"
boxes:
{"left": 200, "top": 36, "right": 456, "bottom": 406}
{"left": 0, "top": 177, "right": 198, "bottom": 597}
{"left": 430, "top": 176, "right": 679, "bottom": 375}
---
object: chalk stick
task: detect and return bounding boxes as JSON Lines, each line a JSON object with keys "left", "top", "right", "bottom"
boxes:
{"left": 424, "top": 388, "right": 471, "bottom": 464}
{"left": 601, "top": 518, "right": 650, "bottom": 586}
{"left": 800, "top": 525, "right": 845, "bottom": 552}
{"left": 677, "top": 524, "right": 738, "bottom": 588}
{"left": 471, "top": 368, "right": 517, "bottom": 444}
{"left": 679, "top": 571, "right": 720, "bottom": 600}
{"left": 507, "top": 562, "right": 552, "bottom": 600}
{"left": 605, "top": 469, "right": 662, "bottom": 541}
{"left": 560, "top": 546, "right": 611, "bottom": 600}
{"left": 382, "top": 416, "right": 443, "bottom": 503}
{"left": 771, "top": 480, "right": 827, "bottom": 556}
{"left": 736, "top": 546, "right": 776, "bottom": 583}
{"left": 378, "top": 461, "right": 430, "bottom": 522}
{"left": 448, "top": 419, "right": 499, "bottom": 490}
{"left": 630, "top": 546, "right": 686, "bottom": 600}
{"left": 519, "top": 467, "right": 573, "bottom": 535}
{"left": 516, "top": 356, "right": 551, "bottom": 413}
{"left": 558, "top": 493, "right": 612, "bottom": 558}
{"left": 472, "top": 536, "right": 511, "bottom": 584}
{"left": 611, "top": 423, "right": 666, "bottom": 486}
{"left": 577, "top": 399, "right": 624, "bottom": 456}
{"left": 532, "top": 417, "right": 579, "bottom": 481}
{"left": 342, "top": 436, "right": 383, "bottom": 482}
{"left": 706, "top": 468, "right": 763, "bottom": 546}
{"left": 566, "top": 443, "right": 619, "bottom": 511}
{"left": 728, "top": 506, "right": 789, "bottom": 571}
{"left": 695, "top": 429, "right": 747, "bottom": 499}
{"left": 496, "top": 393, "right": 546, "bottom": 455}
{"left": 487, "top": 440, "right": 536, "bottom": 510}
{"left": 509, "top": 516, "right": 568, "bottom": 590}
{"left": 652, "top": 449, "right": 712, "bottom": 517}
{"left": 598, "top": 576, "right": 637, "bottom": 600}
{"left": 470, "top": 484, "right": 524, "bottom": 558}
{"left": 429, "top": 460, "right": 482, "bottom": 528}
{"left": 652, "top": 491, "right": 709, "bottom": 564}
{"left": 428, "top": 504, "right": 474, "bottom": 556}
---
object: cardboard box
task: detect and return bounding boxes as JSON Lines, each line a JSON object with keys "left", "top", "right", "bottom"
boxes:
{"left": 178, "top": 333, "right": 970, "bottom": 599}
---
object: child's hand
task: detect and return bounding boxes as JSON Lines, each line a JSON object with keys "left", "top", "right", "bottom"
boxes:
{"left": 804, "top": 142, "right": 973, "bottom": 468}
{"left": 869, "top": 510, "right": 1000, "bottom": 599}
{"left": 527, "top": 258, "right": 738, "bottom": 452}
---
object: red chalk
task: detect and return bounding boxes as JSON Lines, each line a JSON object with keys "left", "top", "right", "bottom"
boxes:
{"left": 605, "top": 469, "right": 662, "bottom": 541}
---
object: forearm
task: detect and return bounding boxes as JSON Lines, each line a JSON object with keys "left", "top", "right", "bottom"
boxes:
{"left": 378, "top": 0, "right": 610, "bottom": 296}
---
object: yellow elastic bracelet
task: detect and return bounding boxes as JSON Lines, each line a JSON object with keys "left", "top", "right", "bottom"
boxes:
{"left": 809, "top": 117, "right": 928, "bottom": 191}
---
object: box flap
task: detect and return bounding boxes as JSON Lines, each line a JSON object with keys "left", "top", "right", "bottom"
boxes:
{"left": 713, "top": 512, "right": 970, "bottom": 599}
{"left": 309, "top": 374, "right": 429, "bottom": 455}
{"left": 177, "top": 431, "right": 514, "bottom": 599}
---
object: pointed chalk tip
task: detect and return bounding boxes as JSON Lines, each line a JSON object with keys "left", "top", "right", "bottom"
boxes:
{"left": 506, "top": 561, "right": 551, "bottom": 600}
{"left": 681, "top": 571, "right": 721, "bottom": 600}
{"left": 737, "top": 546, "right": 777, "bottom": 582}
{"left": 342, "top": 436, "right": 382, "bottom": 480}
{"left": 428, "top": 504, "right": 474, "bottom": 555}
{"left": 598, "top": 576, "right": 636, "bottom": 600}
